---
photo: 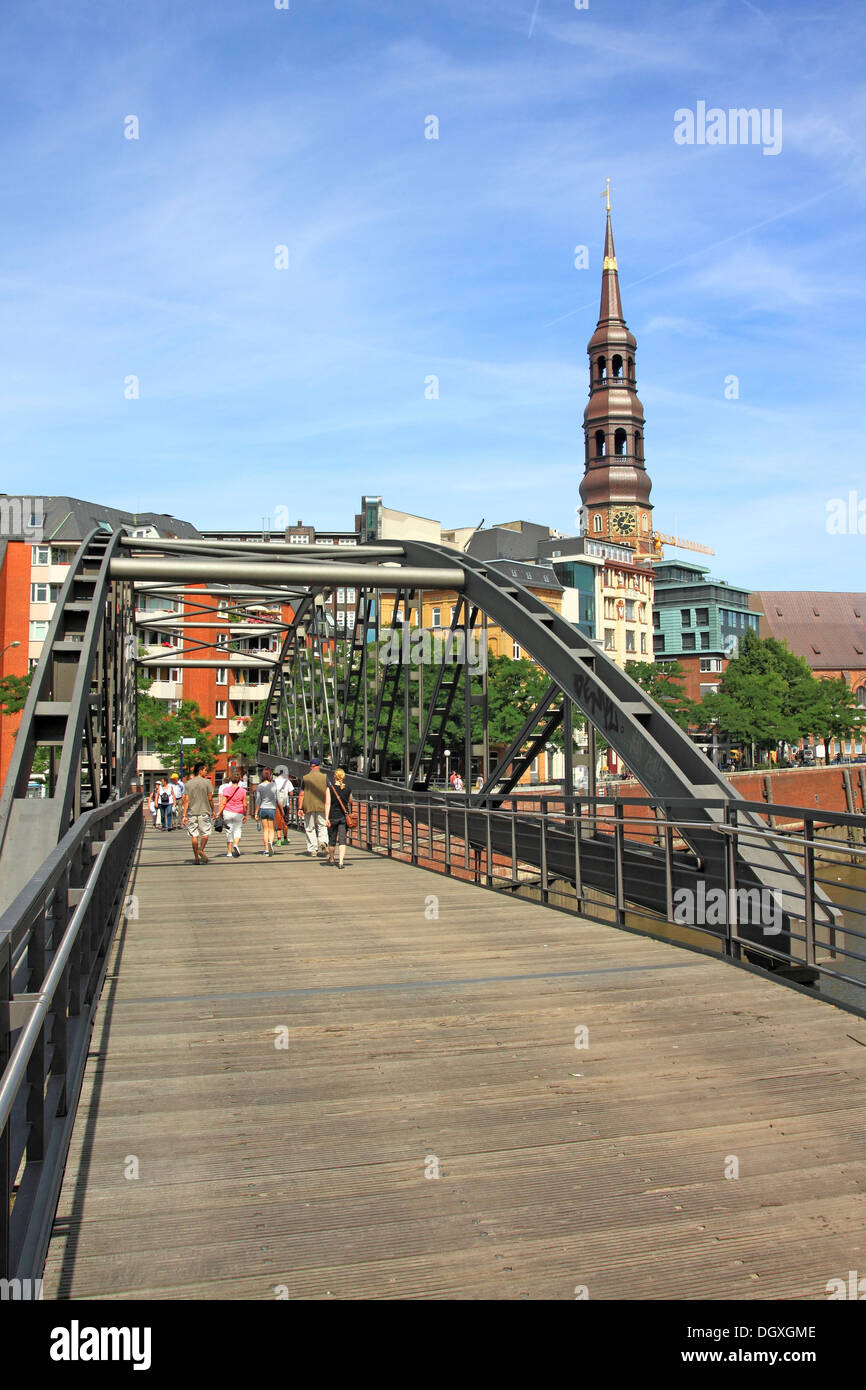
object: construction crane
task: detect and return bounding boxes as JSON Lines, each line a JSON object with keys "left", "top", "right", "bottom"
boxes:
{"left": 652, "top": 530, "right": 714, "bottom": 557}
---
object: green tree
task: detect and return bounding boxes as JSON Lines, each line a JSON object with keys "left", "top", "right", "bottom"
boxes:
{"left": 230, "top": 708, "right": 265, "bottom": 761}
{"left": 624, "top": 659, "right": 700, "bottom": 730}
{"left": 701, "top": 629, "right": 835, "bottom": 763}
{"left": 813, "top": 677, "right": 861, "bottom": 761}
{"left": 0, "top": 671, "right": 33, "bottom": 715}
{"left": 137, "top": 698, "right": 221, "bottom": 773}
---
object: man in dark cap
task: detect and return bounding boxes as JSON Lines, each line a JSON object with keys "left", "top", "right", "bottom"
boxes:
{"left": 298, "top": 756, "right": 328, "bottom": 856}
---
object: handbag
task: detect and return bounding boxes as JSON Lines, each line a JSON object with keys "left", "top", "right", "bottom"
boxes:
{"left": 213, "top": 814, "right": 225, "bottom": 832}
{"left": 332, "top": 784, "right": 357, "bottom": 830}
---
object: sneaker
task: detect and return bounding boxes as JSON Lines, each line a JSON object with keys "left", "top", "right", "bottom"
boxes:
{"left": 199, "top": 852, "right": 209, "bottom": 864}
{"left": 232, "top": 845, "right": 241, "bottom": 858}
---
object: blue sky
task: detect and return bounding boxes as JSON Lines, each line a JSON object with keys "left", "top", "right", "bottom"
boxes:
{"left": 1, "top": 0, "right": 865, "bottom": 588}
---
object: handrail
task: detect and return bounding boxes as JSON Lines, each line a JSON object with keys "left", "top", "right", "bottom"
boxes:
{"left": 1, "top": 791, "right": 142, "bottom": 1280}
{"left": 351, "top": 792, "right": 866, "bottom": 1017}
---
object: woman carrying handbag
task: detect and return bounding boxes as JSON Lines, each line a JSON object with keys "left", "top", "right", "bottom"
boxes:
{"left": 324, "top": 768, "right": 355, "bottom": 870}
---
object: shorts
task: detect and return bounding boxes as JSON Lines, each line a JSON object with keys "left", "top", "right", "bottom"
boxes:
{"left": 258, "top": 808, "right": 276, "bottom": 821}
{"left": 328, "top": 820, "right": 347, "bottom": 846}
{"left": 186, "top": 813, "right": 213, "bottom": 839}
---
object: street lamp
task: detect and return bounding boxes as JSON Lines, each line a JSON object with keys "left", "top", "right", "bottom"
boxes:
{"left": 0, "top": 640, "right": 21, "bottom": 662}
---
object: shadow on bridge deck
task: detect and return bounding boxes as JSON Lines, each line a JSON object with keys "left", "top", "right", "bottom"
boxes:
{"left": 42, "top": 822, "right": 866, "bottom": 1301}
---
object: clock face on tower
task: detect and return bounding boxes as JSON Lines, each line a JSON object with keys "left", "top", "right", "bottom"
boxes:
{"left": 611, "top": 508, "right": 637, "bottom": 537}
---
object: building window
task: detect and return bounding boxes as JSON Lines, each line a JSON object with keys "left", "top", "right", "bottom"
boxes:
{"left": 640, "top": 632, "right": 647, "bottom": 653}
{"left": 682, "top": 632, "right": 696, "bottom": 651}
{"left": 218, "top": 734, "right": 227, "bottom": 752}
{"left": 604, "top": 597, "right": 616, "bottom": 619}
{"left": 338, "top": 539, "right": 356, "bottom": 546}
{"left": 216, "top": 667, "right": 227, "bottom": 684}
{"left": 625, "top": 630, "right": 636, "bottom": 653}
{"left": 32, "top": 546, "right": 50, "bottom": 566}
{"left": 168, "top": 667, "right": 181, "bottom": 683}
{"left": 604, "top": 629, "right": 616, "bottom": 651}
{"left": 700, "top": 683, "right": 720, "bottom": 698}
{"left": 700, "top": 658, "right": 723, "bottom": 672}
{"left": 431, "top": 607, "right": 441, "bottom": 627}
{"left": 593, "top": 514, "right": 603, "bottom": 533}
{"left": 681, "top": 609, "right": 691, "bottom": 627}
{"left": 289, "top": 534, "right": 310, "bottom": 545}
{"left": 345, "top": 587, "right": 356, "bottom": 602}
{"left": 700, "top": 632, "right": 709, "bottom": 649}
{"left": 215, "top": 701, "right": 227, "bottom": 718}
{"left": 625, "top": 600, "right": 635, "bottom": 622}
{"left": 512, "top": 641, "right": 522, "bottom": 659}
{"left": 51, "top": 547, "right": 69, "bottom": 564}
{"left": 450, "top": 606, "right": 457, "bottom": 624}
{"left": 653, "top": 634, "right": 665, "bottom": 652}
{"left": 652, "top": 610, "right": 660, "bottom": 628}
{"left": 29, "top": 620, "right": 49, "bottom": 642}
{"left": 696, "top": 608, "right": 709, "bottom": 626}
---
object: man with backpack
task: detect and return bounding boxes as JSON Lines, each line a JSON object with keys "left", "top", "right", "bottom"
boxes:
{"left": 157, "top": 776, "right": 175, "bottom": 831}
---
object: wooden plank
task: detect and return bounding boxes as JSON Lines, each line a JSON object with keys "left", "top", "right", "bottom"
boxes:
{"left": 41, "top": 824, "right": 866, "bottom": 1301}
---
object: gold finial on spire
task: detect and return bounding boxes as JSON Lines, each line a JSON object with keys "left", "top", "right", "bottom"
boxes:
{"left": 601, "top": 179, "right": 617, "bottom": 271}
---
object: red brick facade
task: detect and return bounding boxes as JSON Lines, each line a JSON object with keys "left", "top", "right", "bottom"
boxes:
{"left": 0, "top": 542, "right": 33, "bottom": 787}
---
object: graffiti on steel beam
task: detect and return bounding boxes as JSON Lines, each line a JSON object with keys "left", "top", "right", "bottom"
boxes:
{"left": 572, "top": 672, "right": 621, "bottom": 736}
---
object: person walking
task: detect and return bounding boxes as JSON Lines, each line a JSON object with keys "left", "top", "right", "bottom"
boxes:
{"left": 181, "top": 762, "right": 215, "bottom": 864}
{"left": 324, "top": 768, "right": 353, "bottom": 870}
{"left": 157, "top": 776, "right": 175, "bottom": 831}
{"left": 148, "top": 788, "right": 159, "bottom": 829}
{"left": 274, "top": 769, "right": 294, "bottom": 845}
{"left": 254, "top": 767, "right": 279, "bottom": 857}
{"left": 298, "top": 757, "right": 328, "bottom": 857}
{"left": 218, "top": 767, "right": 248, "bottom": 858}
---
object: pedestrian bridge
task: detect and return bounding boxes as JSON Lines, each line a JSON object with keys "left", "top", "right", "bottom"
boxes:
{"left": 10, "top": 811, "right": 866, "bottom": 1300}
{"left": 2, "top": 525, "right": 866, "bottom": 1298}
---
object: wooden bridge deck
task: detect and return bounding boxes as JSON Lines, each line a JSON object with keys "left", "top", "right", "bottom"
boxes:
{"left": 42, "top": 824, "right": 866, "bottom": 1300}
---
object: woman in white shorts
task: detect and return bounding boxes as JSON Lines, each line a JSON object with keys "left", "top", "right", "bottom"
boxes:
{"left": 218, "top": 769, "right": 248, "bottom": 858}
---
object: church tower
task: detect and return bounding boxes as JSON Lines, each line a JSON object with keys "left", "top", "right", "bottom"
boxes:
{"left": 579, "top": 191, "right": 653, "bottom": 556}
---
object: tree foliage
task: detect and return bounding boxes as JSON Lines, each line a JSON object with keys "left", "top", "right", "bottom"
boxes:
{"left": 624, "top": 659, "right": 700, "bottom": 730}
{"left": 0, "top": 671, "right": 32, "bottom": 715}
{"left": 702, "top": 629, "right": 863, "bottom": 754}
{"left": 137, "top": 696, "right": 221, "bottom": 772}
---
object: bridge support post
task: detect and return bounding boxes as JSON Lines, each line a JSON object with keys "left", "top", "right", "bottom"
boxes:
{"left": 0, "top": 935, "right": 10, "bottom": 1276}
{"left": 723, "top": 805, "right": 742, "bottom": 961}
{"left": 803, "top": 816, "right": 816, "bottom": 968}
{"left": 613, "top": 801, "right": 626, "bottom": 926}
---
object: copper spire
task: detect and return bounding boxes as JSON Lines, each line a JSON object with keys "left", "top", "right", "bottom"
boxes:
{"left": 598, "top": 209, "right": 624, "bottom": 325}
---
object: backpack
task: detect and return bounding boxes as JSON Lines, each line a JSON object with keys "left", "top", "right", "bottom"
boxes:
{"left": 159, "top": 790, "right": 171, "bottom": 806}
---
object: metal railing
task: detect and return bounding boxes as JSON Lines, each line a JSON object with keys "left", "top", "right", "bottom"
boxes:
{"left": 0, "top": 792, "right": 142, "bottom": 1281}
{"left": 347, "top": 792, "right": 866, "bottom": 1015}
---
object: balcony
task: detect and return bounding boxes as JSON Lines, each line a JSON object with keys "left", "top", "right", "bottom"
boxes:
{"left": 229, "top": 683, "right": 270, "bottom": 700}
{"left": 589, "top": 453, "right": 644, "bottom": 466}
{"left": 146, "top": 680, "right": 182, "bottom": 700}
{"left": 228, "top": 718, "right": 250, "bottom": 734}
{"left": 590, "top": 376, "right": 637, "bottom": 392}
